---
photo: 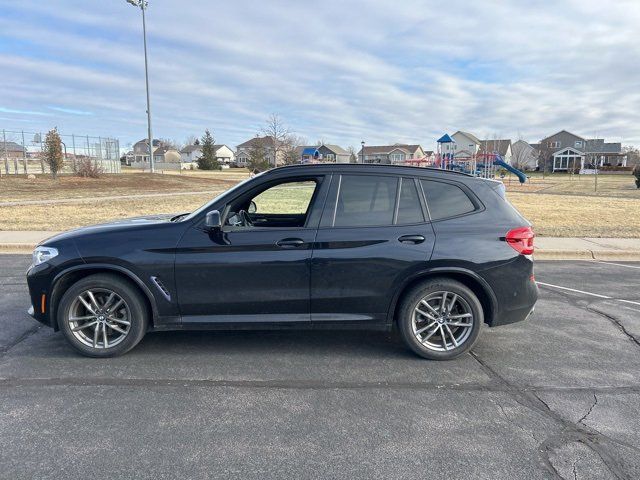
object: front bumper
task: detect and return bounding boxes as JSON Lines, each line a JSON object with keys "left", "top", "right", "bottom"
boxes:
{"left": 26, "top": 263, "right": 56, "bottom": 328}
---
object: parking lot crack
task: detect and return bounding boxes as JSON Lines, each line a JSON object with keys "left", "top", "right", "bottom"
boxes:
{"left": 0, "top": 324, "right": 41, "bottom": 358}
{"left": 469, "top": 351, "right": 633, "bottom": 479}
{"left": 586, "top": 306, "right": 640, "bottom": 349}
{"left": 494, "top": 399, "right": 539, "bottom": 443}
{"left": 578, "top": 394, "right": 598, "bottom": 426}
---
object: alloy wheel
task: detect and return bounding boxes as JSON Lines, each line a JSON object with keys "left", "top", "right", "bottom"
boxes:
{"left": 67, "top": 288, "right": 132, "bottom": 349}
{"left": 411, "top": 291, "right": 474, "bottom": 352}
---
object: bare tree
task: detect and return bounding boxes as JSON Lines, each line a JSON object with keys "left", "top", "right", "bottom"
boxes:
{"left": 261, "top": 113, "right": 290, "bottom": 167}
{"left": 183, "top": 135, "right": 199, "bottom": 148}
{"left": 281, "top": 134, "right": 306, "bottom": 165}
{"left": 348, "top": 146, "right": 358, "bottom": 163}
{"left": 158, "top": 138, "right": 179, "bottom": 150}
{"left": 623, "top": 145, "right": 640, "bottom": 167}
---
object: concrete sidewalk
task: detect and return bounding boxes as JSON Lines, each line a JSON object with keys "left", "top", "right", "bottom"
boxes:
{"left": 1, "top": 231, "right": 639, "bottom": 260}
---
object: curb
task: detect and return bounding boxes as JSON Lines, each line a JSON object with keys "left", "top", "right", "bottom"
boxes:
{"left": 535, "top": 250, "right": 640, "bottom": 261}
{"left": 0, "top": 244, "right": 35, "bottom": 254}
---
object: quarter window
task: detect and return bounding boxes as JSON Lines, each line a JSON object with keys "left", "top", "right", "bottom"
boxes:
{"left": 397, "top": 178, "right": 425, "bottom": 224}
{"left": 334, "top": 175, "right": 397, "bottom": 227}
{"left": 421, "top": 180, "right": 476, "bottom": 220}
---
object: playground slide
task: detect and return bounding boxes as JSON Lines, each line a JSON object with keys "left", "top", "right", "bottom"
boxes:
{"left": 493, "top": 159, "right": 527, "bottom": 184}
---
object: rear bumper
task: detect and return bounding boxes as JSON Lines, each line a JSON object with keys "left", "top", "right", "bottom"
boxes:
{"left": 481, "top": 255, "right": 538, "bottom": 327}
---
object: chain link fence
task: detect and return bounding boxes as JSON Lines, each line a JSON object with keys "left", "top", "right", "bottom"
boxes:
{"left": 1, "top": 129, "right": 121, "bottom": 175}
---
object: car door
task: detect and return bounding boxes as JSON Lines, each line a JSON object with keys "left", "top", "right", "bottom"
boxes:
{"left": 311, "top": 174, "right": 435, "bottom": 324}
{"left": 174, "top": 175, "right": 329, "bottom": 324}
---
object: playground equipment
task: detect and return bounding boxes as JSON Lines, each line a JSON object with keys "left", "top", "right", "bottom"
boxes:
{"left": 493, "top": 155, "right": 527, "bottom": 183}
{"left": 429, "top": 133, "right": 528, "bottom": 184}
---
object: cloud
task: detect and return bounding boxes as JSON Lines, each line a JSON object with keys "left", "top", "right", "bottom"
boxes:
{"left": 47, "top": 106, "right": 94, "bottom": 116}
{"left": 0, "top": 106, "right": 48, "bottom": 116}
{"left": 0, "top": 0, "right": 639, "bottom": 148}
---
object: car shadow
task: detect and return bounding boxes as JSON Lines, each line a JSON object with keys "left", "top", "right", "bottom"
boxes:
{"left": 132, "top": 328, "right": 416, "bottom": 360}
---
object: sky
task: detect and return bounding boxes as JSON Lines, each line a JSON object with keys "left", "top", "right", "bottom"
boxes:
{"left": 0, "top": 0, "right": 639, "bottom": 152}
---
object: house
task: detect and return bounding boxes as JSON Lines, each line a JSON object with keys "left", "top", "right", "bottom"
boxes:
{"left": 236, "top": 136, "right": 282, "bottom": 167}
{"left": 448, "top": 131, "right": 481, "bottom": 158}
{"left": 0, "top": 141, "right": 26, "bottom": 159}
{"left": 511, "top": 140, "right": 539, "bottom": 171}
{"left": 298, "top": 144, "right": 350, "bottom": 163}
{"left": 478, "top": 139, "right": 512, "bottom": 164}
{"left": 130, "top": 139, "right": 185, "bottom": 169}
{"left": 130, "top": 138, "right": 162, "bottom": 166}
{"left": 180, "top": 144, "right": 236, "bottom": 167}
{"left": 357, "top": 144, "right": 426, "bottom": 164}
{"left": 536, "top": 130, "right": 626, "bottom": 172}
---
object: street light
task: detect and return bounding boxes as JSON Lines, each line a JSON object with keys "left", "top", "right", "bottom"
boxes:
{"left": 361, "top": 141, "right": 365, "bottom": 163}
{"left": 126, "top": 0, "right": 155, "bottom": 173}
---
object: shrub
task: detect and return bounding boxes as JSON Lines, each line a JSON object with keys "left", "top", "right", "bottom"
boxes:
{"left": 75, "top": 158, "right": 103, "bottom": 178}
{"left": 633, "top": 164, "right": 640, "bottom": 189}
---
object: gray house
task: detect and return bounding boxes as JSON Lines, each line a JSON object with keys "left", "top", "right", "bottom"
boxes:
{"left": 536, "top": 130, "right": 626, "bottom": 172}
{"left": 511, "top": 140, "right": 539, "bottom": 171}
{"left": 298, "top": 144, "right": 350, "bottom": 163}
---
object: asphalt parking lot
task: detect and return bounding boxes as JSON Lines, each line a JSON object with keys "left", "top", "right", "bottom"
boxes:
{"left": 1, "top": 255, "right": 639, "bottom": 480}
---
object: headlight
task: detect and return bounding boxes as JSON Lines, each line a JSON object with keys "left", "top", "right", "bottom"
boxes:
{"left": 32, "top": 246, "right": 59, "bottom": 267}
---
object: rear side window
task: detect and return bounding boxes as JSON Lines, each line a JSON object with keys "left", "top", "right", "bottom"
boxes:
{"left": 421, "top": 180, "right": 476, "bottom": 220}
{"left": 397, "top": 178, "right": 425, "bottom": 224}
{"left": 335, "top": 175, "right": 397, "bottom": 226}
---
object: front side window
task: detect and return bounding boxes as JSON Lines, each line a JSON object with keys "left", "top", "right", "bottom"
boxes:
{"left": 334, "top": 175, "right": 397, "bottom": 227}
{"left": 421, "top": 180, "right": 476, "bottom": 220}
{"left": 225, "top": 179, "right": 318, "bottom": 228}
{"left": 252, "top": 180, "right": 316, "bottom": 215}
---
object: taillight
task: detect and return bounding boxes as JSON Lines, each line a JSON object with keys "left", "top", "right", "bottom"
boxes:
{"left": 505, "top": 226, "right": 534, "bottom": 255}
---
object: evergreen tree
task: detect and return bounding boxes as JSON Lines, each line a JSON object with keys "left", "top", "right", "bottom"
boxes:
{"left": 43, "top": 127, "right": 64, "bottom": 179}
{"left": 247, "top": 142, "right": 270, "bottom": 172}
{"left": 197, "top": 130, "right": 220, "bottom": 170}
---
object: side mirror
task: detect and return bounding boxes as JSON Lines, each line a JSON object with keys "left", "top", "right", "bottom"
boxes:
{"left": 248, "top": 201, "right": 257, "bottom": 214}
{"left": 204, "top": 210, "right": 222, "bottom": 230}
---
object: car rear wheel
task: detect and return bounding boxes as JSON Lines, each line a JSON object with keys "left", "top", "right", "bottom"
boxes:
{"left": 57, "top": 274, "right": 149, "bottom": 357}
{"left": 398, "top": 278, "right": 483, "bottom": 360}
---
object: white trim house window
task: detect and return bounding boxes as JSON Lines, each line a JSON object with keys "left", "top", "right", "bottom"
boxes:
{"left": 575, "top": 141, "right": 583, "bottom": 148}
{"left": 389, "top": 153, "right": 405, "bottom": 163}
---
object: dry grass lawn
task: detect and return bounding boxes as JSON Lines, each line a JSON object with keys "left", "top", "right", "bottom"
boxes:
{"left": 0, "top": 172, "right": 244, "bottom": 203}
{"left": 0, "top": 171, "right": 638, "bottom": 237}
{"left": 503, "top": 172, "right": 639, "bottom": 198}
{"left": 507, "top": 193, "right": 640, "bottom": 237}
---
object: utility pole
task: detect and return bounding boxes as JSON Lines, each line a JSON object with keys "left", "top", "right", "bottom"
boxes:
{"left": 126, "top": 0, "right": 155, "bottom": 173}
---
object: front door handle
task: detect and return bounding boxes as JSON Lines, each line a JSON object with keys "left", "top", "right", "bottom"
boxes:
{"left": 398, "top": 234, "right": 426, "bottom": 244}
{"left": 276, "top": 238, "right": 305, "bottom": 248}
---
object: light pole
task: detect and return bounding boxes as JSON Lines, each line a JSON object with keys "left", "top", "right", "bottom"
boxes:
{"left": 126, "top": 0, "right": 155, "bottom": 173}
{"left": 361, "top": 141, "right": 365, "bottom": 163}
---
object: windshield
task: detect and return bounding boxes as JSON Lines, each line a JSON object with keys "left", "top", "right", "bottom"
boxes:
{"left": 176, "top": 175, "right": 259, "bottom": 223}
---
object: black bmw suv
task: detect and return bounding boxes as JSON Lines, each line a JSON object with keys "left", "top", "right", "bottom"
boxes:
{"left": 27, "top": 164, "right": 537, "bottom": 360}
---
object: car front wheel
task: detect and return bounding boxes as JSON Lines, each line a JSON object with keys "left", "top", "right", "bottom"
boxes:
{"left": 57, "top": 273, "right": 149, "bottom": 357}
{"left": 398, "top": 278, "right": 483, "bottom": 360}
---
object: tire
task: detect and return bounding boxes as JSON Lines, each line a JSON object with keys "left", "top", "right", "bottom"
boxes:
{"left": 57, "top": 273, "right": 149, "bottom": 357}
{"left": 397, "top": 278, "right": 483, "bottom": 360}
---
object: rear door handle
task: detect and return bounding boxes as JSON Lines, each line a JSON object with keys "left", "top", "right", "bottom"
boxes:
{"left": 398, "top": 235, "right": 426, "bottom": 244}
{"left": 276, "top": 238, "right": 305, "bottom": 248}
